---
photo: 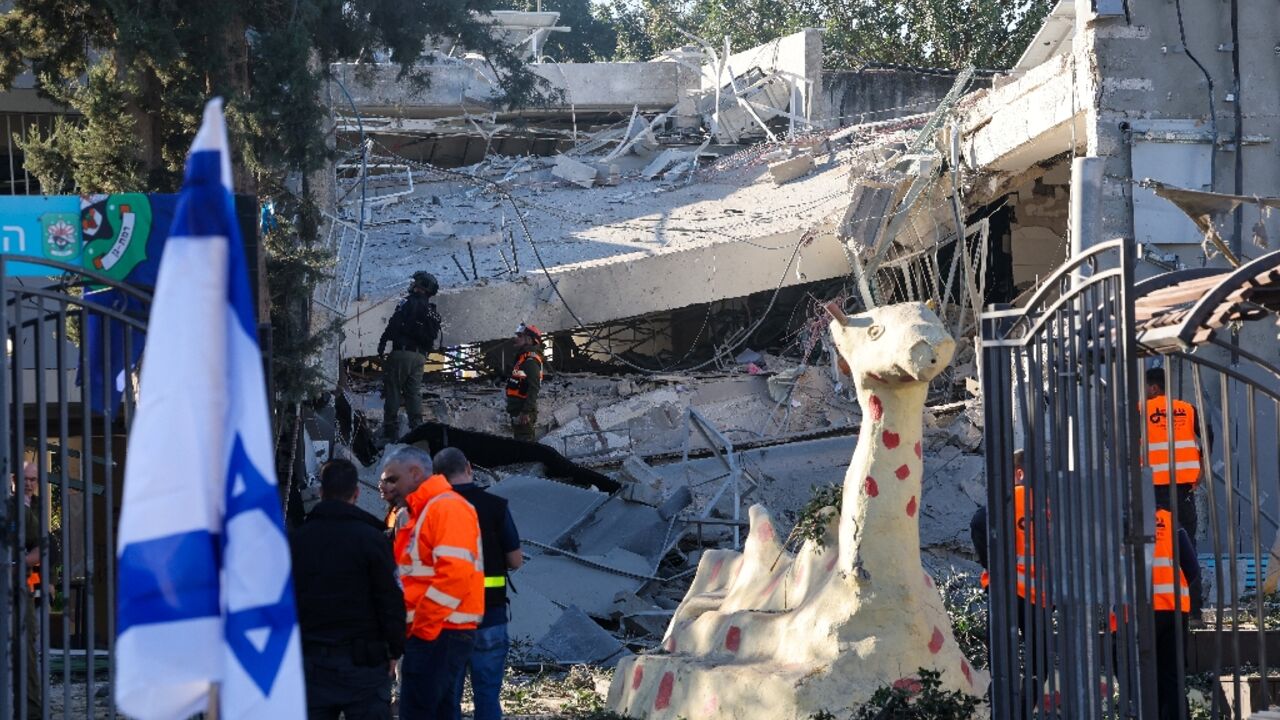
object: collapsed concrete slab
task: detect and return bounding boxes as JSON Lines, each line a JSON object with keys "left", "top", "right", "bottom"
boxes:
{"left": 338, "top": 146, "right": 865, "bottom": 351}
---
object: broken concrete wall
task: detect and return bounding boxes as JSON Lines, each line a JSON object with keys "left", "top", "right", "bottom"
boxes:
{"left": 702, "top": 29, "right": 823, "bottom": 130}
{"left": 1007, "top": 159, "right": 1070, "bottom": 291}
{"left": 332, "top": 60, "right": 692, "bottom": 119}
{"left": 1074, "top": 0, "right": 1280, "bottom": 278}
{"left": 821, "top": 68, "right": 989, "bottom": 127}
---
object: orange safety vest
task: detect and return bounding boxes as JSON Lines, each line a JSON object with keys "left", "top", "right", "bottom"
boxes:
{"left": 505, "top": 352, "right": 543, "bottom": 400}
{"left": 1110, "top": 508, "right": 1191, "bottom": 631}
{"left": 1013, "top": 484, "right": 1041, "bottom": 604}
{"left": 395, "top": 475, "right": 485, "bottom": 641}
{"left": 1146, "top": 396, "right": 1202, "bottom": 485}
{"left": 1152, "top": 508, "right": 1191, "bottom": 612}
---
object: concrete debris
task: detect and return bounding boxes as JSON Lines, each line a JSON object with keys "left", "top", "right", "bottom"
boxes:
{"left": 641, "top": 148, "right": 692, "bottom": 180}
{"left": 768, "top": 153, "right": 816, "bottom": 185}
{"left": 617, "top": 455, "right": 667, "bottom": 506}
{"left": 487, "top": 474, "right": 608, "bottom": 546}
{"left": 551, "top": 155, "right": 598, "bottom": 189}
{"left": 532, "top": 606, "right": 632, "bottom": 666}
{"left": 766, "top": 365, "right": 805, "bottom": 403}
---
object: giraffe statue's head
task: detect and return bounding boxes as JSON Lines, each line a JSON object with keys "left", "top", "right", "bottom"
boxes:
{"left": 825, "top": 301, "right": 956, "bottom": 385}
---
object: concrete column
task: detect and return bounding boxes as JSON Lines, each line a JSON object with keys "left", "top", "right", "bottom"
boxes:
{"left": 1069, "top": 156, "right": 1104, "bottom": 280}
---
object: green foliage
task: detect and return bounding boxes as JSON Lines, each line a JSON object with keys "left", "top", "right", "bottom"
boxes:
{"left": 790, "top": 482, "right": 842, "bottom": 549}
{"left": 821, "top": 0, "right": 1055, "bottom": 71}
{"left": 1, "top": 0, "right": 549, "bottom": 440}
{"left": 263, "top": 198, "right": 340, "bottom": 406}
{"left": 937, "top": 572, "right": 990, "bottom": 670}
{"left": 19, "top": 58, "right": 144, "bottom": 194}
{"left": 851, "top": 668, "right": 982, "bottom": 719}
{"left": 588, "top": 0, "right": 1054, "bottom": 71}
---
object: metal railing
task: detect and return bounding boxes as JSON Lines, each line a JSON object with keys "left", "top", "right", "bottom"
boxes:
{"left": 1, "top": 256, "right": 150, "bottom": 719}
{"left": 983, "top": 240, "right": 1280, "bottom": 718}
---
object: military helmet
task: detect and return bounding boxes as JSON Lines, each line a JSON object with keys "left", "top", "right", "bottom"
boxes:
{"left": 411, "top": 271, "right": 439, "bottom": 296}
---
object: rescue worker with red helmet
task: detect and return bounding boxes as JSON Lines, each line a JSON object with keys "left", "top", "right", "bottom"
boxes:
{"left": 505, "top": 323, "right": 543, "bottom": 442}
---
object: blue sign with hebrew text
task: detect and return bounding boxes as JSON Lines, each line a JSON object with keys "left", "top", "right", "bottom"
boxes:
{"left": 0, "top": 195, "right": 82, "bottom": 275}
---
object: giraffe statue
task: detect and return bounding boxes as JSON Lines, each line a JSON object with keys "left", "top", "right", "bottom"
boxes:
{"left": 607, "top": 301, "right": 987, "bottom": 719}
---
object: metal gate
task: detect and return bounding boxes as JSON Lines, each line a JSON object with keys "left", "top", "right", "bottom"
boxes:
{"left": 2, "top": 254, "right": 149, "bottom": 719}
{"left": 1133, "top": 249, "right": 1280, "bottom": 719}
{"left": 981, "top": 239, "right": 1157, "bottom": 719}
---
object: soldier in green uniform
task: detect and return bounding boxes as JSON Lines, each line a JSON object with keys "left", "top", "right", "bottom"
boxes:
{"left": 377, "top": 272, "right": 441, "bottom": 443}
{"left": 505, "top": 323, "right": 543, "bottom": 442}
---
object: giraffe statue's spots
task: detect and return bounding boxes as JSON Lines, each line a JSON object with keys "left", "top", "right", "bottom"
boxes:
{"left": 868, "top": 394, "right": 884, "bottom": 420}
{"left": 632, "top": 665, "right": 645, "bottom": 690}
{"left": 655, "top": 673, "right": 674, "bottom": 710}
{"left": 725, "top": 626, "right": 742, "bottom": 653}
{"left": 606, "top": 303, "right": 985, "bottom": 719}
{"left": 709, "top": 558, "right": 725, "bottom": 583}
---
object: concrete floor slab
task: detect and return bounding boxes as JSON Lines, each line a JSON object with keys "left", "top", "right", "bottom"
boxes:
{"left": 515, "top": 548, "right": 649, "bottom": 619}
{"left": 488, "top": 474, "right": 609, "bottom": 546}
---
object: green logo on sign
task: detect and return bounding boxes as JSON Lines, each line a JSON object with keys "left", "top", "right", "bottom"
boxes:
{"left": 40, "top": 212, "right": 81, "bottom": 261}
{"left": 81, "top": 193, "right": 152, "bottom": 282}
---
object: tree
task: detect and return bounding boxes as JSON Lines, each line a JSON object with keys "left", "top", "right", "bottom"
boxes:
{"left": 0, "top": 0, "right": 545, "bottom": 485}
{"left": 820, "top": 0, "right": 1056, "bottom": 70}
{"left": 587, "top": 0, "right": 1053, "bottom": 71}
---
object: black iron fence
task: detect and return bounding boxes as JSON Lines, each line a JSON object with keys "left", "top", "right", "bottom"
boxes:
{"left": 983, "top": 241, "right": 1280, "bottom": 719}
{"left": 2, "top": 255, "right": 148, "bottom": 719}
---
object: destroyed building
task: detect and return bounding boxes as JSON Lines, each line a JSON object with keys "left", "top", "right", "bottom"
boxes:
{"left": 293, "top": 0, "right": 1280, "bottom": 666}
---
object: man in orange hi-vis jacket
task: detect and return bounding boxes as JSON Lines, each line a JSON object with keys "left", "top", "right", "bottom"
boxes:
{"left": 381, "top": 445, "right": 484, "bottom": 720}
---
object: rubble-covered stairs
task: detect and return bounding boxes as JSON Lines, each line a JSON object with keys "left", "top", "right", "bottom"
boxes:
{"left": 607, "top": 302, "right": 988, "bottom": 719}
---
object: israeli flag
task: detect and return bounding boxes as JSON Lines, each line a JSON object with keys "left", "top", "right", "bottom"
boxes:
{"left": 115, "top": 99, "right": 305, "bottom": 719}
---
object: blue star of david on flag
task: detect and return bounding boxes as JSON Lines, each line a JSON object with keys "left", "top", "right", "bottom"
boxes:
{"left": 115, "top": 99, "right": 305, "bottom": 720}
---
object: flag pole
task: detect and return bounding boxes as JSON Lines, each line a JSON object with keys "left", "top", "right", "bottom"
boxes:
{"left": 207, "top": 683, "right": 220, "bottom": 719}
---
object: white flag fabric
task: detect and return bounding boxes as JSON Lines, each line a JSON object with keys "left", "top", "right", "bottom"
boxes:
{"left": 115, "top": 98, "right": 305, "bottom": 719}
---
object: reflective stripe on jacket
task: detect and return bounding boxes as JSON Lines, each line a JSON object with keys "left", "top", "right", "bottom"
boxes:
{"left": 395, "top": 475, "right": 485, "bottom": 641}
{"left": 1146, "top": 395, "right": 1202, "bottom": 485}
{"left": 1152, "top": 508, "right": 1191, "bottom": 612}
{"left": 505, "top": 352, "right": 543, "bottom": 399}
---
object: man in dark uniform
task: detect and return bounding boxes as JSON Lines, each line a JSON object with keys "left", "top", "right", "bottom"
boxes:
{"left": 505, "top": 323, "right": 543, "bottom": 442}
{"left": 11, "top": 461, "right": 42, "bottom": 719}
{"left": 291, "top": 458, "right": 406, "bottom": 720}
{"left": 434, "top": 448, "right": 523, "bottom": 720}
{"left": 378, "top": 271, "right": 442, "bottom": 443}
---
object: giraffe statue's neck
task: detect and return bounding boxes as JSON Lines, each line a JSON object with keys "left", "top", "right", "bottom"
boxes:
{"left": 838, "top": 380, "right": 929, "bottom": 577}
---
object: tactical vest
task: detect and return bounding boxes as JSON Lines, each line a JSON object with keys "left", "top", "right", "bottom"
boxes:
{"left": 454, "top": 484, "right": 512, "bottom": 626}
{"left": 505, "top": 351, "right": 543, "bottom": 400}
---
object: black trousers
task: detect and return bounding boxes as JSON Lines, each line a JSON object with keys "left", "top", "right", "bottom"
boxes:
{"left": 1153, "top": 612, "right": 1190, "bottom": 720}
{"left": 303, "top": 650, "right": 392, "bottom": 720}
{"left": 1166, "top": 484, "right": 1202, "bottom": 614}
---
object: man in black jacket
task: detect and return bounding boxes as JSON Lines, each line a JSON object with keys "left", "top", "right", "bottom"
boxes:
{"left": 434, "top": 448, "right": 523, "bottom": 720}
{"left": 378, "top": 271, "right": 442, "bottom": 442}
{"left": 291, "top": 458, "right": 405, "bottom": 720}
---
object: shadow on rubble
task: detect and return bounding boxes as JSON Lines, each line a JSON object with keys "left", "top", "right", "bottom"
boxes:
{"left": 400, "top": 422, "right": 620, "bottom": 493}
